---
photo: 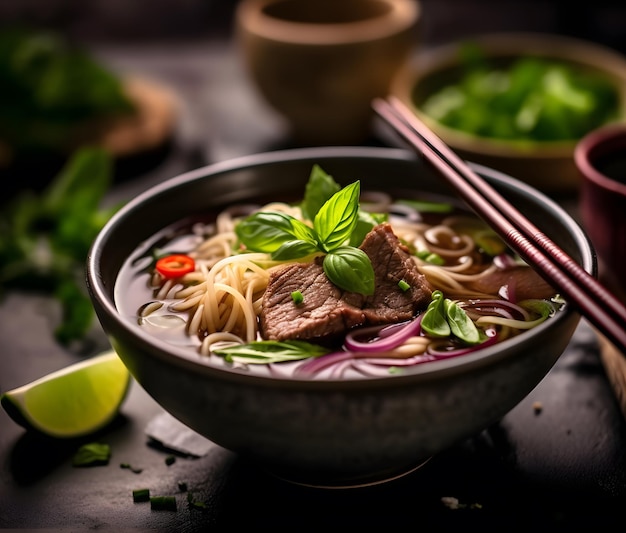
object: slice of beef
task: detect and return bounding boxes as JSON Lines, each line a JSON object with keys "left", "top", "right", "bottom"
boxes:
{"left": 259, "top": 223, "right": 433, "bottom": 342}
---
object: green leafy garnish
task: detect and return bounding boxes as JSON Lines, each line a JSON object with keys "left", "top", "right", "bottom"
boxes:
{"left": 0, "top": 147, "right": 121, "bottom": 344}
{"left": 213, "top": 340, "right": 330, "bottom": 365}
{"left": 421, "top": 46, "right": 620, "bottom": 142}
{"left": 421, "top": 290, "right": 451, "bottom": 337}
{"left": 300, "top": 164, "right": 341, "bottom": 221}
{"left": 236, "top": 176, "right": 376, "bottom": 295}
{"left": 0, "top": 27, "right": 135, "bottom": 155}
{"left": 444, "top": 299, "right": 482, "bottom": 345}
{"left": 421, "top": 290, "right": 482, "bottom": 345}
{"left": 72, "top": 442, "right": 111, "bottom": 467}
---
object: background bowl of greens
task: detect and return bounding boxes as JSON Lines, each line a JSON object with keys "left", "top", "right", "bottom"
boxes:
{"left": 87, "top": 146, "right": 594, "bottom": 489}
{"left": 391, "top": 33, "right": 626, "bottom": 192}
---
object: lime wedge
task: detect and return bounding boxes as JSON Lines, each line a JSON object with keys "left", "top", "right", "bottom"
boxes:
{"left": 1, "top": 350, "right": 131, "bottom": 438}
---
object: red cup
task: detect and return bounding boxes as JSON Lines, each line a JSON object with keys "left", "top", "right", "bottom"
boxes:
{"left": 575, "top": 124, "right": 626, "bottom": 298}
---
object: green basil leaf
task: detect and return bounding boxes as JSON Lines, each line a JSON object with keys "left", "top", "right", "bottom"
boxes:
{"left": 421, "top": 290, "right": 450, "bottom": 337}
{"left": 213, "top": 340, "right": 329, "bottom": 364}
{"left": 322, "top": 246, "right": 374, "bottom": 295}
{"left": 272, "top": 239, "right": 320, "bottom": 261}
{"left": 349, "top": 211, "right": 386, "bottom": 247}
{"left": 288, "top": 218, "right": 319, "bottom": 244}
{"left": 314, "top": 181, "right": 360, "bottom": 251}
{"left": 301, "top": 164, "right": 341, "bottom": 221}
{"left": 235, "top": 212, "right": 300, "bottom": 253}
{"left": 444, "top": 299, "right": 481, "bottom": 344}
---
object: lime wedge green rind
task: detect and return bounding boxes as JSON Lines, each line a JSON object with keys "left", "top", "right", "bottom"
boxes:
{"left": 1, "top": 350, "right": 131, "bottom": 439}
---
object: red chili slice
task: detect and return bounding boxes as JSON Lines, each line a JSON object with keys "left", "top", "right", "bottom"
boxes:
{"left": 155, "top": 254, "right": 195, "bottom": 279}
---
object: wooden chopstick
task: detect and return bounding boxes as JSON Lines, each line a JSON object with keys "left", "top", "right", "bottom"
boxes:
{"left": 373, "top": 96, "right": 626, "bottom": 356}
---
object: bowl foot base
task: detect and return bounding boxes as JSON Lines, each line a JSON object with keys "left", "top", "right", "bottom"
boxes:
{"left": 264, "top": 456, "right": 432, "bottom": 490}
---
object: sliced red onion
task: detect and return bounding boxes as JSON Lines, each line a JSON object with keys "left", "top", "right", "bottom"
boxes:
{"left": 343, "top": 316, "right": 423, "bottom": 353}
{"left": 427, "top": 333, "right": 499, "bottom": 358}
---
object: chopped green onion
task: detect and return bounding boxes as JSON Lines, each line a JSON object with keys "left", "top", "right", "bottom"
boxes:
{"left": 120, "top": 462, "right": 143, "bottom": 474}
{"left": 398, "top": 279, "right": 410, "bottom": 292}
{"left": 150, "top": 496, "right": 177, "bottom": 511}
{"left": 132, "top": 488, "right": 150, "bottom": 502}
{"left": 165, "top": 455, "right": 176, "bottom": 466}
{"left": 291, "top": 290, "right": 304, "bottom": 305}
{"left": 416, "top": 250, "right": 445, "bottom": 265}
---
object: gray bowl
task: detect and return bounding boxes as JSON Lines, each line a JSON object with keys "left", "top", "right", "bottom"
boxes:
{"left": 86, "top": 147, "right": 594, "bottom": 488}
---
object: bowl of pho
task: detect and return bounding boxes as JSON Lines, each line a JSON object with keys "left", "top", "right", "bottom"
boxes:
{"left": 86, "top": 146, "right": 593, "bottom": 488}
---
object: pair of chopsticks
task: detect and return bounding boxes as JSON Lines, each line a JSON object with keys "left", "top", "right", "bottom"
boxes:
{"left": 373, "top": 96, "right": 626, "bottom": 356}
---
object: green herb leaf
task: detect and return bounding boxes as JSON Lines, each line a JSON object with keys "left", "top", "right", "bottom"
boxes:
{"left": 72, "top": 442, "right": 111, "bottom": 467}
{"left": 301, "top": 164, "right": 341, "bottom": 221}
{"left": 349, "top": 210, "right": 387, "bottom": 247}
{"left": 272, "top": 239, "right": 319, "bottom": 261}
{"left": 314, "top": 181, "right": 360, "bottom": 251}
{"left": 235, "top": 212, "right": 301, "bottom": 253}
{"left": 323, "top": 246, "right": 375, "bottom": 295}
{"left": 421, "top": 290, "right": 451, "bottom": 337}
{"left": 213, "top": 340, "right": 329, "bottom": 365}
{"left": 444, "top": 299, "right": 482, "bottom": 344}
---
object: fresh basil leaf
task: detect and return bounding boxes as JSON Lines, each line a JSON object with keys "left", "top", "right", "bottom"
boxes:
{"left": 349, "top": 211, "right": 386, "bottom": 247}
{"left": 421, "top": 290, "right": 450, "bottom": 337}
{"left": 301, "top": 164, "right": 341, "bottom": 221}
{"left": 214, "top": 340, "right": 329, "bottom": 364}
{"left": 314, "top": 181, "right": 360, "bottom": 251}
{"left": 272, "top": 240, "right": 320, "bottom": 261}
{"left": 444, "top": 299, "right": 482, "bottom": 345}
{"left": 288, "top": 218, "right": 319, "bottom": 244}
{"left": 323, "top": 246, "right": 375, "bottom": 295}
{"left": 235, "top": 212, "right": 300, "bottom": 253}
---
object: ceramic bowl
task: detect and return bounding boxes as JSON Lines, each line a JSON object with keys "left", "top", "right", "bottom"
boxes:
{"left": 391, "top": 32, "right": 626, "bottom": 192}
{"left": 235, "top": 0, "right": 420, "bottom": 144}
{"left": 575, "top": 123, "right": 626, "bottom": 297}
{"left": 86, "top": 147, "right": 593, "bottom": 488}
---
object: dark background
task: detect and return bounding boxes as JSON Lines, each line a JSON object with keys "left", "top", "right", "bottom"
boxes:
{"left": 1, "top": 0, "right": 625, "bottom": 53}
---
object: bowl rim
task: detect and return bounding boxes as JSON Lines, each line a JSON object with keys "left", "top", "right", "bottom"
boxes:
{"left": 575, "top": 123, "right": 626, "bottom": 195}
{"left": 87, "top": 146, "right": 593, "bottom": 390}
{"left": 392, "top": 31, "right": 626, "bottom": 158}
{"left": 235, "top": 0, "right": 420, "bottom": 46}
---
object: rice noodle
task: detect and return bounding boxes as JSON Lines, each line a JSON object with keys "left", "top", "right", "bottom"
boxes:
{"left": 134, "top": 188, "right": 558, "bottom": 377}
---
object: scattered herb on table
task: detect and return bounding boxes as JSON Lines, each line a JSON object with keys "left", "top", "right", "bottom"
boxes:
{"left": 132, "top": 488, "right": 150, "bottom": 502}
{"left": 120, "top": 462, "right": 143, "bottom": 474}
{"left": 72, "top": 442, "right": 111, "bottom": 467}
{"left": 150, "top": 495, "right": 177, "bottom": 511}
{"left": 0, "top": 147, "right": 121, "bottom": 344}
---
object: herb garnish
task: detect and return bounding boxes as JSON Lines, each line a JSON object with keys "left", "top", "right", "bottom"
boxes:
{"left": 0, "top": 148, "right": 120, "bottom": 344}
{"left": 72, "top": 442, "right": 111, "bottom": 467}
{"left": 213, "top": 340, "right": 329, "bottom": 365}
{"left": 235, "top": 168, "right": 376, "bottom": 295}
{"left": 422, "top": 290, "right": 482, "bottom": 345}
